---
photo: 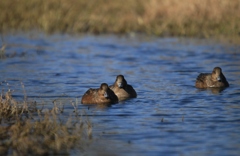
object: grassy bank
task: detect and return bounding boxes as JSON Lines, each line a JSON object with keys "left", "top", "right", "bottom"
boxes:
{"left": 0, "top": 89, "right": 91, "bottom": 155}
{"left": 0, "top": 0, "right": 240, "bottom": 37}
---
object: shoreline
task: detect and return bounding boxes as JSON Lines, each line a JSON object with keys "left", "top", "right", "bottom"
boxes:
{"left": 1, "top": 0, "right": 240, "bottom": 40}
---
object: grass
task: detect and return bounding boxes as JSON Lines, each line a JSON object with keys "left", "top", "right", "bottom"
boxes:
{"left": 0, "top": 35, "right": 6, "bottom": 59}
{"left": 0, "top": 0, "right": 240, "bottom": 38}
{"left": 0, "top": 88, "right": 92, "bottom": 155}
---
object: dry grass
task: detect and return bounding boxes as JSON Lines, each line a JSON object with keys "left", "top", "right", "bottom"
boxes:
{"left": 0, "top": 89, "right": 92, "bottom": 155}
{"left": 0, "top": 35, "right": 6, "bottom": 59}
{"left": 0, "top": 0, "right": 240, "bottom": 37}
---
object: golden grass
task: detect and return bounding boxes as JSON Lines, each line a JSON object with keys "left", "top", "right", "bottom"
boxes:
{"left": 0, "top": 0, "right": 240, "bottom": 37}
{"left": 0, "top": 89, "right": 92, "bottom": 155}
{"left": 0, "top": 35, "right": 6, "bottom": 59}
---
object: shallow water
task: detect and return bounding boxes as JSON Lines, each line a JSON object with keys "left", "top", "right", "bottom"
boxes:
{"left": 1, "top": 32, "right": 240, "bottom": 156}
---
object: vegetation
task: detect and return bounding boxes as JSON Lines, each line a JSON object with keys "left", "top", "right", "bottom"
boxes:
{"left": 0, "top": 88, "right": 92, "bottom": 155}
{"left": 0, "top": 0, "right": 240, "bottom": 37}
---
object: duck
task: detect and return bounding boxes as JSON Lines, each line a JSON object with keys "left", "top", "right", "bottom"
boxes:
{"left": 195, "top": 67, "right": 229, "bottom": 89}
{"left": 81, "top": 83, "right": 118, "bottom": 104}
{"left": 109, "top": 75, "right": 137, "bottom": 101}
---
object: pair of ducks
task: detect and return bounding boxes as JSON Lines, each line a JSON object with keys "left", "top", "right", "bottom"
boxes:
{"left": 81, "top": 75, "right": 137, "bottom": 104}
{"left": 81, "top": 67, "right": 229, "bottom": 105}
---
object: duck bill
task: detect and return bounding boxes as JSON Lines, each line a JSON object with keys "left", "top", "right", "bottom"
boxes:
{"left": 104, "top": 92, "right": 109, "bottom": 98}
{"left": 118, "top": 82, "right": 123, "bottom": 88}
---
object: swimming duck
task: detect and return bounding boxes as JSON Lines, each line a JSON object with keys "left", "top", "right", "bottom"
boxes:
{"left": 81, "top": 83, "right": 118, "bottom": 104}
{"left": 110, "top": 75, "right": 137, "bottom": 101}
{"left": 195, "top": 67, "right": 229, "bottom": 88}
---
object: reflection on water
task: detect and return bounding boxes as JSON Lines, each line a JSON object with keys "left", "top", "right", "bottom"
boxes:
{"left": 1, "top": 32, "right": 240, "bottom": 155}
{"left": 197, "top": 87, "right": 227, "bottom": 94}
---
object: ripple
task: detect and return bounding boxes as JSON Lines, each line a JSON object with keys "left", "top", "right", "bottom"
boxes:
{"left": 1, "top": 32, "right": 240, "bottom": 155}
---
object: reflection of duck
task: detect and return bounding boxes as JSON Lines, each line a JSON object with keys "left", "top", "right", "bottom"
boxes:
{"left": 196, "top": 87, "right": 226, "bottom": 94}
{"left": 81, "top": 83, "right": 118, "bottom": 104}
{"left": 208, "top": 87, "right": 226, "bottom": 94}
{"left": 110, "top": 75, "right": 137, "bottom": 101}
{"left": 195, "top": 67, "right": 229, "bottom": 89}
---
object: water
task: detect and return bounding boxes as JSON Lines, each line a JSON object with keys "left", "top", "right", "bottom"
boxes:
{"left": 1, "top": 32, "right": 240, "bottom": 156}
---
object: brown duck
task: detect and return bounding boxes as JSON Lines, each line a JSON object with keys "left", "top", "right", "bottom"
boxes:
{"left": 81, "top": 83, "right": 118, "bottom": 104}
{"left": 195, "top": 67, "right": 229, "bottom": 89}
{"left": 110, "top": 75, "right": 137, "bottom": 101}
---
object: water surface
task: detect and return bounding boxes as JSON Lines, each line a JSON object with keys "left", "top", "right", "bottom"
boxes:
{"left": 1, "top": 32, "right": 240, "bottom": 156}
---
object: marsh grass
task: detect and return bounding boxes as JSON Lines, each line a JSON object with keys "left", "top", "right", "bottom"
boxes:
{"left": 0, "top": 44, "right": 6, "bottom": 59}
{"left": 0, "top": 35, "right": 6, "bottom": 59}
{"left": 0, "top": 0, "right": 240, "bottom": 38}
{"left": 0, "top": 89, "right": 92, "bottom": 155}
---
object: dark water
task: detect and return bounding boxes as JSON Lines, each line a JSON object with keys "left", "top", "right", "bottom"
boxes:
{"left": 1, "top": 32, "right": 240, "bottom": 156}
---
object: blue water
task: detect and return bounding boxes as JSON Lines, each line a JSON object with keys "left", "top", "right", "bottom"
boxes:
{"left": 1, "top": 32, "right": 240, "bottom": 156}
